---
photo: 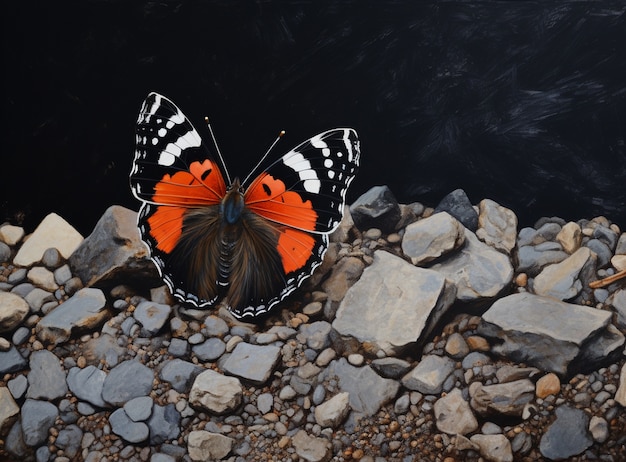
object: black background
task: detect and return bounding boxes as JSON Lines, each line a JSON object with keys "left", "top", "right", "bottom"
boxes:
{"left": 3, "top": 1, "right": 626, "bottom": 236}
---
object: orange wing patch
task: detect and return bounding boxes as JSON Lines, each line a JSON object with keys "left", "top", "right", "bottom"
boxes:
{"left": 152, "top": 159, "right": 226, "bottom": 206}
{"left": 147, "top": 206, "right": 186, "bottom": 253}
{"left": 245, "top": 173, "right": 318, "bottom": 231}
{"left": 277, "top": 228, "right": 317, "bottom": 274}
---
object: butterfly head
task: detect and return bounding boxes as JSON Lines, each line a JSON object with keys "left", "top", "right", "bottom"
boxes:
{"left": 221, "top": 177, "right": 245, "bottom": 225}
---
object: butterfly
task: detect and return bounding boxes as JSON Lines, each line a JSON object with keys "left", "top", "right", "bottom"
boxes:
{"left": 130, "top": 92, "right": 360, "bottom": 319}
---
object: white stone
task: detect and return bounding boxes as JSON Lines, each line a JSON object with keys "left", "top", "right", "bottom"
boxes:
{"left": 533, "top": 247, "right": 595, "bottom": 300}
{"left": 401, "top": 212, "right": 465, "bottom": 264}
{"left": 13, "top": 213, "right": 83, "bottom": 266}
{"left": 434, "top": 388, "right": 478, "bottom": 435}
{"left": 0, "top": 292, "right": 30, "bottom": 333}
{"left": 470, "top": 434, "right": 513, "bottom": 462}
{"left": 187, "top": 431, "right": 233, "bottom": 461}
{"left": 27, "top": 266, "right": 59, "bottom": 291}
{"left": 611, "top": 254, "right": 626, "bottom": 271}
{"left": 189, "top": 370, "right": 242, "bottom": 415}
{"left": 0, "top": 224, "right": 25, "bottom": 246}
{"left": 314, "top": 392, "right": 350, "bottom": 428}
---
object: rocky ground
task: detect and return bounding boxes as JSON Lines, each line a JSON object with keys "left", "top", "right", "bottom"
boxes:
{"left": 1, "top": 186, "right": 625, "bottom": 462}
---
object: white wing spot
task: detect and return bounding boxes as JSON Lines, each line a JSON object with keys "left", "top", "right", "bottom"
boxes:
{"left": 324, "top": 158, "right": 333, "bottom": 168}
{"left": 151, "top": 137, "right": 159, "bottom": 146}
{"left": 283, "top": 151, "right": 321, "bottom": 194}
{"left": 328, "top": 170, "right": 335, "bottom": 179}
{"left": 158, "top": 152, "right": 176, "bottom": 166}
{"left": 323, "top": 147, "right": 331, "bottom": 157}
{"left": 158, "top": 128, "right": 167, "bottom": 137}
{"left": 166, "top": 121, "right": 175, "bottom": 129}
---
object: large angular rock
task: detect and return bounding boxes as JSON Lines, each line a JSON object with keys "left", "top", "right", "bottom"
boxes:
{"left": 21, "top": 399, "right": 58, "bottom": 446}
{"left": 189, "top": 369, "right": 243, "bottom": 415}
{"left": 314, "top": 392, "right": 351, "bottom": 428}
{"left": 476, "top": 199, "right": 518, "bottom": 254}
{"left": 36, "top": 287, "right": 109, "bottom": 345}
{"left": 0, "top": 292, "right": 30, "bottom": 333}
{"left": 332, "top": 250, "right": 456, "bottom": 356}
{"left": 13, "top": 213, "right": 83, "bottom": 266}
{"left": 539, "top": 405, "right": 593, "bottom": 460}
{"left": 401, "top": 355, "right": 456, "bottom": 394}
{"left": 430, "top": 229, "right": 514, "bottom": 302}
{"left": 470, "top": 379, "right": 535, "bottom": 417}
{"left": 434, "top": 388, "right": 478, "bottom": 435}
{"left": 69, "top": 205, "right": 158, "bottom": 288}
{"left": 26, "top": 350, "right": 68, "bottom": 400}
{"left": 401, "top": 212, "right": 465, "bottom": 265}
{"left": 0, "top": 346, "right": 28, "bottom": 375}
{"left": 434, "top": 188, "right": 478, "bottom": 231}
{"left": 533, "top": 247, "right": 596, "bottom": 300}
{"left": 478, "top": 293, "right": 624, "bottom": 378}
{"left": 349, "top": 185, "right": 402, "bottom": 233}
{"left": 133, "top": 300, "right": 171, "bottom": 336}
{"left": 222, "top": 342, "right": 281, "bottom": 385}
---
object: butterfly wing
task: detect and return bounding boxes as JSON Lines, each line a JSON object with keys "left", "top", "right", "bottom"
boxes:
{"left": 232, "top": 128, "right": 360, "bottom": 318}
{"left": 130, "top": 92, "right": 228, "bottom": 306}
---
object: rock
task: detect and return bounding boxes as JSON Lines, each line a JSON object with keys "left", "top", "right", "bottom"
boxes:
{"left": 320, "top": 256, "right": 365, "bottom": 318}
{"left": 332, "top": 250, "right": 456, "bottom": 356}
{"left": 192, "top": 337, "right": 226, "bottom": 361}
{"left": 0, "top": 346, "right": 28, "bottom": 375}
{"left": 589, "top": 416, "right": 609, "bottom": 443}
{"left": 0, "top": 292, "right": 30, "bottom": 333}
{"left": 187, "top": 431, "right": 234, "bottom": 461}
{"left": 370, "top": 357, "right": 412, "bottom": 379}
{"left": 401, "top": 355, "right": 456, "bottom": 395}
{"left": 586, "top": 238, "right": 612, "bottom": 268}
{"left": 430, "top": 229, "right": 513, "bottom": 302}
{"left": 470, "top": 379, "right": 535, "bottom": 417}
{"left": 54, "top": 424, "right": 83, "bottom": 459}
{"left": 222, "top": 342, "right": 281, "bottom": 385}
{"left": 539, "top": 405, "right": 593, "bottom": 460}
{"left": 189, "top": 369, "right": 243, "bottom": 415}
{"left": 124, "top": 396, "right": 153, "bottom": 422}
{"left": 535, "top": 373, "right": 561, "bottom": 399}
{"left": 159, "top": 359, "right": 203, "bottom": 393}
{"left": 0, "top": 224, "right": 25, "bottom": 245}
{"left": 532, "top": 247, "right": 596, "bottom": 300}
{"left": 444, "top": 332, "right": 470, "bottom": 359}
{"left": 109, "top": 408, "right": 150, "bottom": 443}
{"left": 133, "top": 300, "right": 171, "bottom": 336}
{"left": 292, "top": 430, "right": 332, "bottom": 462}
{"left": 612, "top": 254, "right": 626, "bottom": 271}
{"left": 101, "top": 360, "right": 154, "bottom": 406}
{"left": 314, "top": 392, "right": 350, "bottom": 428}
{"left": 0, "top": 242, "right": 10, "bottom": 263}
{"left": 0, "top": 387, "right": 20, "bottom": 434}
{"left": 68, "top": 205, "right": 157, "bottom": 287}
{"left": 26, "top": 349, "right": 68, "bottom": 400}
{"left": 556, "top": 221, "right": 582, "bottom": 254}
{"left": 434, "top": 188, "right": 478, "bottom": 231}
{"left": 299, "top": 321, "right": 332, "bottom": 351}
{"left": 36, "top": 287, "right": 109, "bottom": 345}
{"left": 41, "top": 247, "right": 63, "bottom": 268}
{"left": 516, "top": 244, "right": 569, "bottom": 277}
{"left": 202, "top": 315, "right": 229, "bottom": 337}
{"left": 257, "top": 393, "right": 274, "bottom": 414}
{"left": 147, "top": 403, "right": 180, "bottom": 444}
{"left": 434, "top": 388, "right": 478, "bottom": 435}
{"left": 27, "top": 266, "right": 59, "bottom": 291}
{"left": 610, "top": 289, "right": 626, "bottom": 329}
{"left": 13, "top": 213, "right": 83, "bottom": 266}
{"left": 21, "top": 399, "right": 58, "bottom": 446}
{"left": 401, "top": 212, "right": 465, "bottom": 264}
{"left": 322, "top": 358, "right": 399, "bottom": 419}
{"left": 478, "top": 292, "right": 624, "bottom": 378}
{"left": 615, "top": 362, "right": 626, "bottom": 407}
{"left": 476, "top": 199, "right": 518, "bottom": 254}
{"left": 7, "top": 375, "right": 28, "bottom": 400}
{"left": 349, "top": 185, "right": 402, "bottom": 233}
{"left": 470, "top": 434, "right": 513, "bottom": 462}
{"left": 24, "top": 287, "right": 56, "bottom": 311}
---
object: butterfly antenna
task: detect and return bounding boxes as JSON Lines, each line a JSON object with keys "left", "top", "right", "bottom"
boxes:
{"left": 204, "top": 117, "right": 232, "bottom": 185}
{"left": 241, "top": 130, "right": 286, "bottom": 186}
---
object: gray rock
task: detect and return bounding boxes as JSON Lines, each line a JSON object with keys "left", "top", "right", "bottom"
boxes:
{"left": 0, "top": 387, "right": 20, "bottom": 434}
{"left": 314, "top": 392, "right": 351, "bottom": 428}
{"left": 402, "top": 355, "right": 456, "bottom": 394}
{"left": 299, "top": 321, "right": 332, "bottom": 351}
{"left": 26, "top": 349, "right": 68, "bottom": 400}
{"left": 320, "top": 256, "right": 365, "bottom": 319}
{"left": 21, "top": 399, "right": 58, "bottom": 446}
{"left": 13, "top": 212, "right": 83, "bottom": 266}
{"left": 470, "top": 379, "right": 535, "bottom": 417}
{"left": 36, "top": 287, "right": 109, "bottom": 345}
{"left": 53, "top": 264, "right": 73, "bottom": 286}
{"left": 322, "top": 358, "right": 399, "bottom": 419}
{"left": 7, "top": 374, "right": 28, "bottom": 400}
{"left": 124, "top": 396, "right": 153, "bottom": 421}
{"left": 201, "top": 315, "right": 229, "bottom": 337}
{"left": 189, "top": 369, "right": 243, "bottom": 415}
{"left": 0, "top": 241, "right": 10, "bottom": 262}
{"left": 517, "top": 244, "right": 569, "bottom": 277}
{"left": 159, "top": 359, "right": 203, "bottom": 393}
{"left": 167, "top": 337, "right": 189, "bottom": 357}
{"left": 401, "top": 212, "right": 465, "bottom": 264}
{"left": 430, "top": 229, "right": 513, "bottom": 302}
{"left": 539, "top": 405, "right": 593, "bottom": 460}
{"left": 222, "top": 342, "right": 281, "bottom": 385}
{"left": 109, "top": 408, "right": 150, "bottom": 443}
{"left": 434, "top": 188, "right": 478, "bottom": 231}
{"left": 134, "top": 300, "right": 171, "bottom": 336}
{"left": 54, "top": 424, "right": 83, "bottom": 459}
{"left": 476, "top": 199, "right": 518, "bottom": 254}
{"left": 533, "top": 247, "right": 596, "bottom": 300}
{"left": 434, "top": 388, "right": 478, "bottom": 435}
{"left": 333, "top": 250, "right": 456, "bottom": 356}
{"left": 0, "top": 345, "right": 28, "bottom": 375}
{"left": 101, "top": 359, "right": 154, "bottom": 406}
{"left": 11, "top": 326, "right": 30, "bottom": 346}
{"left": 292, "top": 430, "right": 332, "bottom": 462}
{"left": 151, "top": 455, "right": 177, "bottom": 462}
{"left": 478, "top": 293, "right": 624, "bottom": 377}
{"left": 370, "top": 357, "right": 412, "bottom": 379}
{"left": 147, "top": 403, "right": 180, "bottom": 444}
{"left": 187, "top": 430, "right": 234, "bottom": 461}
{"left": 0, "top": 292, "right": 30, "bottom": 333}
{"left": 192, "top": 337, "right": 226, "bottom": 361}
{"left": 66, "top": 365, "right": 108, "bottom": 408}
{"left": 349, "top": 185, "right": 402, "bottom": 233}
{"left": 589, "top": 415, "right": 609, "bottom": 443}
{"left": 470, "top": 434, "right": 513, "bottom": 462}
{"left": 615, "top": 362, "right": 626, "bottom": 407}
{"left": 257, "top": 392, "right": 274, "bottom": 414}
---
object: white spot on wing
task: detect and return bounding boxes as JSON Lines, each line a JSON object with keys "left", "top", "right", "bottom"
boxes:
{"left": 283, "top": 151, "right": 321, "bottom": 194}
{"left": 158, "top": 152, "right": 176, "bottom": 166}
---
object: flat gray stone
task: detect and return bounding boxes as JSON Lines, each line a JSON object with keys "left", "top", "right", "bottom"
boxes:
{"left": 188, "top": 430, "right": 234, "bottom": 461}
{"left": 401, "top": 212, "right": 465, "bottom": 264}
{"left": 147, "top": 403, "right": 180, "bottom": 444}
{"left": 124, "top": 396, "right": 153, "bottom": 422}
{"left": 478, "top": 292, "right": 623, "bottom": 377}
{"left": 333, "top": 250, "right": 456, "bottom": 356}
{"left": 431, "top": 229, "right": 513, "bottom": 302}
{"left": 21, "top": 399, "right": 58, "bottom": 446}
{"left": 292, "top": 430, "right": 332, "bottom": 462}
{"left": 370, "top": 357, "right": 413, "bottom": 379}
{"left": 7, "top": 375, "right": 28, "bottom": 400}
{"left": 533, "top": 247, "right": 596, "bottom": 300}
{"left": 109, "top": 408, "right": 150, "bottom": 443}
{"left": 189, "top": 369, "right": 243, "bottom": 415}
{"left": 0, "top": 346, "right": 28, "bottom": 375}
{"left": 54, "top": 424, "right": 83, "bottom": 459}
{"left": 192, "top": 337, "right": 226, "bottom": 361}
{"left": 539, "top": 405, "right": 593, "bottom": 460}
{"left": 36, "top": 287, "right": 109, "bottom": 345}
{"left": 517, "top": 244, "right": 569, "bottom": 277}
{"left": 134, "top": 300, "right": 171, "bottom": 336}
{"left": 26, "top": 349, "right": 68, "bottom": 400}
{"left": 402, "top": 355, "right": 456, "bottom": 394}
{"left": 101, "top": 360, "right": 154, "bottom": 406}
{"left": 222, "top": 342, "right": 281, "bottom": 385}
{"left": 470, "top": 379, "right": 535, "bottom": 417}
{"left": 159, "top": 359, "right": 203, "bottom": 393}
{"left": 0, "top": 292, "right": 30, "bottom": 333}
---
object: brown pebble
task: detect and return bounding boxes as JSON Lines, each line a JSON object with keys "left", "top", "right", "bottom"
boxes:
{"left": 536, "top": 373, "right": 561, "bottom": 398}
{"left": 466, "top": 335, "right": 490, "bottom": 351}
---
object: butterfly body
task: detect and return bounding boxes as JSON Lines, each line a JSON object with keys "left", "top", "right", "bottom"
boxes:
{"left": 131, "top": 92, "right": 360, "bottom": 319}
